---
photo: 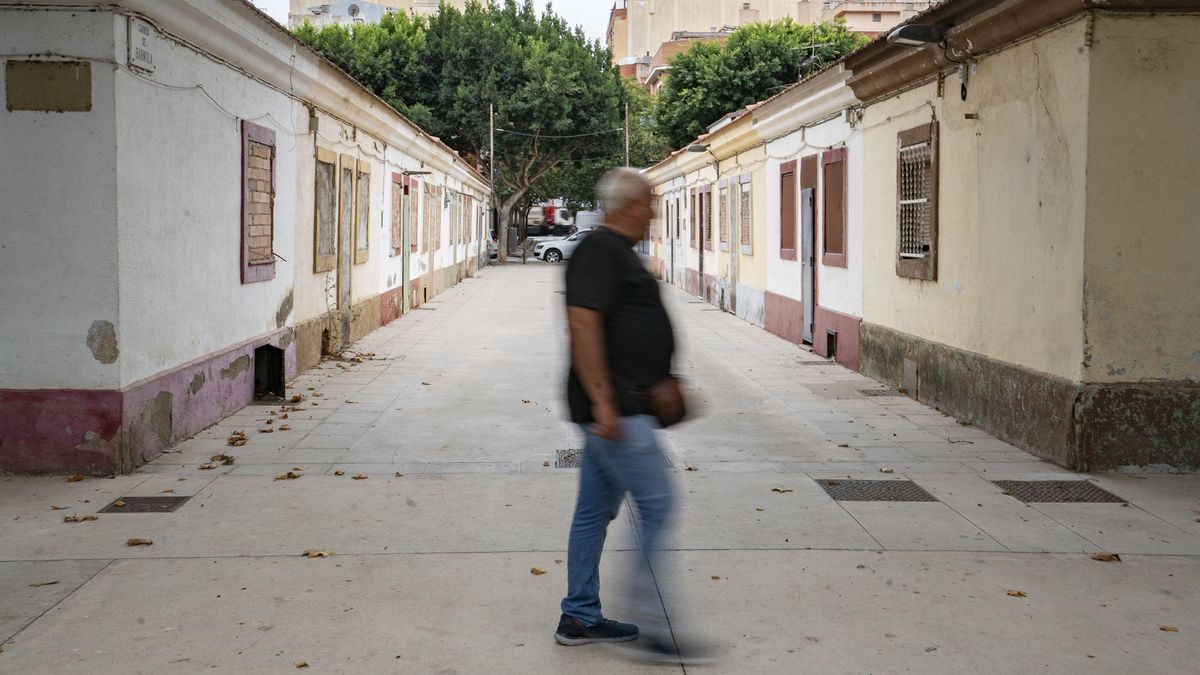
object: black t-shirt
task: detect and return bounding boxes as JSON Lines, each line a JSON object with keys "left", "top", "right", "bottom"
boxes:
{"left": 565, "top": 227, "right": 675, "bottom": 423}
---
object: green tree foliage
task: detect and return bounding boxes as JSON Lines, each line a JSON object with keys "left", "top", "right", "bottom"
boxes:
{"left": 657, "top": 20, "right": 868, "bottom": 149}
{"left": 294, "top": 1, "right": 640, "bottom": 256}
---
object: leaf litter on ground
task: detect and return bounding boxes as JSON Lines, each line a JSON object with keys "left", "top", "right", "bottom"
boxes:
{"left": 1091, "top": 551, "right": 1121, "bottom": 562}
{"left": 302, "top": 550, "right": 334, "bottom": 558}
{"left": 771, "top": 487, "right": 793, "bottom": 493}
{"left": 126, "top": 538, "right": 153, "bottom": 546}
{"left": 64, "top": 515, "right": 98, "bottom": 523}
{"left": 530, "top": 567, "right": 547, "bottom": 576}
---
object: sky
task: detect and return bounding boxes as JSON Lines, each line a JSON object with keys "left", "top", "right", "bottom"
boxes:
{"left": 251, "top": 1, "right": 612, "bottom": 44}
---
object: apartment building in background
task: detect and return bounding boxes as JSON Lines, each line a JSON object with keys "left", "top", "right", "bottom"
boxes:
{"left": 288, "top": 0, "right": 487, "bottom": 28}
{"left": 610, "top": 1, "right": 931, "bottom": 85}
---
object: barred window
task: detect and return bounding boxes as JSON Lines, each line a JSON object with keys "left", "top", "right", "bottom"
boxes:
{"left": 718, "top": 185, "right": 729, "bottom": 247}
{"left": 738, "top": 174, "right": 752, "bottom": 252}
{"left": 896, "top": 122, "right": 939, "bottom": 280}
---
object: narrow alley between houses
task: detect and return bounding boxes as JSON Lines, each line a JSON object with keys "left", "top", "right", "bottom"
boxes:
{"left": 2, "top": 264, "right": 1198, "bottom": 673}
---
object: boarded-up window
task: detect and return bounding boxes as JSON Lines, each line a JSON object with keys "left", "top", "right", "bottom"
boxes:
{"left": 718, "top": 185, "right": 729, "bottom": 247}
{"left": 390, "top": 174, "right": 405, "bottom": 257}
{"left": 340, "top": 161, "right": 354, "bottom": 262}
{"left": 822, "top": 148, "right": 846, "bottom": 267}
{"left": 779, "top": 160, "right": 797, "bottom": 261}
{"left": 896, "top": 122, "right": 939, "bottom": 280}
{"left": 314, "top": 148, "right": 337, "bottom": 272}
{"left": 738, "top": 174, "right": 752, "bottom": 252}
{"left": 241, "top": 120, "right": 276, "bottom": 283}
{"left": 702, "top": 187, "right": 713, "bottom": 250}
{"left": 690, "top": 190, "right": 698, "bottom": 248}
{"left": 354, "top": 162, "right": 370, "bottom": 264}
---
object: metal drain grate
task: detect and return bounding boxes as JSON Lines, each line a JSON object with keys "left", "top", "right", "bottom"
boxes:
{"left": 816, "top": 479, "right": 938, "bottom": 502}
{"left": 555, "top": 449, "right": 581, "bottom": 468}
{"left": 859, "top": 389, "right": 902, "bottom": 397}
{"left": 991, "top": 480, "right": 1125, "bottom": 503}
{"left": 99, "top": 496, "right": 192, "bottom": 513}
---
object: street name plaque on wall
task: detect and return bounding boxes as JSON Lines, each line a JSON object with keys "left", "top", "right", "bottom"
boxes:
{"left": 128, "top": 17, "right": 156, "bottom": 73}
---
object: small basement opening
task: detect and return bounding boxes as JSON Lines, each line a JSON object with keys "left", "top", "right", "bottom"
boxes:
{"left": 826, "top": 329, "right": 838, "bottom": 361}
{"left": 253, "top": 344, "right": 285, "bottom": 401}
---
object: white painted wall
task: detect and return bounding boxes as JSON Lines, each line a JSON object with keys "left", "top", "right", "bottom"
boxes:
{"left": 0, "top": 10, "right": 121, "bottom": 390}
{"left": 763, "top": 114, "right": 861, "bottom": 319}
{"left": 112, "top": 17, "right": 300, "bottom": 387}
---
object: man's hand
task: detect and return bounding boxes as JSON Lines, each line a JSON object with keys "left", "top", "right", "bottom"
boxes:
{"left": 591, "top": 399, "right": 622, "bottom": 441}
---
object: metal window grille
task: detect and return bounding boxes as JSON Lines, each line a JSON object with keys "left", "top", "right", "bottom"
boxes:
{"left": 739, "top": 184, "right": 752, "bottom": 247}
{"left": 898, "top": 141, "right": 932, "bottom": 259}
{"left": 718, "top": 188, "right": 728, "bottom": 243}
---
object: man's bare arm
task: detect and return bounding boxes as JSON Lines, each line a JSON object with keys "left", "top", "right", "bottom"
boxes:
{"left": 567, "top": 306, "right": 621, "bottom": 440}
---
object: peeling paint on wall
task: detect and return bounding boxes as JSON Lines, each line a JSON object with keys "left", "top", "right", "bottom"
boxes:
{"left": 276, "top": 289, "right": 294, "bottom": 329}
{"left": 86, "top": 320, "right": 119, "bottom": 364}
{"left": 220, "top": 355, "right": 251, "bottom": 380}
{"left": 278, "top": 329, "right": 293, "bottom": 349}
{"left": 188, "top": 371, "right": 206, "bottom": 395}
{"left": 139, "top": 391, "right": 173, "bottom": 448}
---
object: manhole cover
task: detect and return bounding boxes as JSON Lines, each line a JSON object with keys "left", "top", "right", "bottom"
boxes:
{"left": 859, "top": 389, "right": 902, "bottom": 397}
{"left": 555, "top": 449, "right": 581, "bottom": 468}
{"left": 99, "top": 496, "right": 192, "bottom": 513}
{"left": 990, "top": 480, "right": 1125, "bottom": 503}
{"left": 816, "top": 479, "right": 938, "bottom": 502}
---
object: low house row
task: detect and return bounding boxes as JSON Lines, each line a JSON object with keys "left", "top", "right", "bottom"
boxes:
{"left": 0, "top": 0, "right": 491, "bottom": 474}
{"left": 645, "top": 0, "right": 1200, "bottom": 472}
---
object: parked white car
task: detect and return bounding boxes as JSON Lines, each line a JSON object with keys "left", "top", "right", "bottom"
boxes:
{"left": 533, "top": 228, "right": 596, "bottom": 263}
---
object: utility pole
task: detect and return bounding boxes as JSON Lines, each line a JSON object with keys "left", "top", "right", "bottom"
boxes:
{"left": 490, "top": 102, "right": 503, "bottom": 262}
{"left": 624, "top": 102, "right": 630, "bottom": 167}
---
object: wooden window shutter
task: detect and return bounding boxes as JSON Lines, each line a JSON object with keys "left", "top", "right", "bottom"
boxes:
{"left": 822, "top": 148, "right": 847, "bottom": 267}
{"left": 779, "top": 160, "right": 797, "bottom": 260}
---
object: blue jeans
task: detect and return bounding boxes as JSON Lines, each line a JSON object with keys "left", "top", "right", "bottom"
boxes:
{"left": 561, "top": 415, "right": 676, "bottom": 634}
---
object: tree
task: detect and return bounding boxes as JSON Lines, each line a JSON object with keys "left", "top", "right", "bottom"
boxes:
{"left": 295, "top": 1, "right": 627, "bottom": 261}
{"left": 656, "top": 20, "right": 868, "bottom": 149}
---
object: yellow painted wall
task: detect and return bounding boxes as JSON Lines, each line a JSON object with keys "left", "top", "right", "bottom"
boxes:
{"left": 1082, "top": 13, "right": 1200, "bottom": 383}
{"left": 735, "top": 148, "right": 770, "bottom": 290}
{"left": 861, "top": 20, "right": 1091, "bottom": 382}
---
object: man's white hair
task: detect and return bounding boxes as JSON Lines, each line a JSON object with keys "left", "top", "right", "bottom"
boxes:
{"left": 597, "top": 167, "right": 650, "bottom": 214}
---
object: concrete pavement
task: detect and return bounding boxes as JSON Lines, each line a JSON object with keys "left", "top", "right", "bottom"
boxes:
{"left": 2, "top": 263, "right": 1198, "bottom": 674}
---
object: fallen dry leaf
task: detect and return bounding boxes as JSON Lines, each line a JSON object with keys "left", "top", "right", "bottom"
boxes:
{"left": 771, "top": 487, "right": 793, "bottom": 493}
{"left": 64, "top": 515, "right": 98, "bottom": 523}
{"left": 530, "top": 567, "right": 547, "bottom": 576}
{"left": 879, "top": 467, "right": 895, "bottom": 474}
{"left": 1006, "top": 590, "right": 1027, "bottom": 598}
{"left": 293, "top": 467, "right": 305, "bottom": 471}
{"left": 394, "top": 472, "right": 405, "bottom": 477}
{"left": 274, "top": 472, "right": 302, "bottom": 481}
{"left": 711, "top": 575, "right": 720, "bottom": 580}
{"left": 295, "top": 661, "right": 310, "bottom": 669}
{"left": 161, "top": 489, "right": 176, "bottom": 494}
{"left": 1160, "top": 625, "right": 1179, "bottom": 633}
{"left": 755, "top": 507, "right": 764, "bottom": 512}
{"left": 313, "top": 392, "right": 324, "bottom": 398}
{"left": 258, "top": 428, "right": 274, "bottom": 434}
{"left": 290, "top": 394, "right": 303, "bottom": 402}
{"left": 351, "top": 474, "right": 368, "bottom": 480}
{"left": 126, "top": 538, "right": 153, "bottom": 546}
{"left": 302, "top": 549, "right": 334, "bottom": 558}
{"left": 685, "top": 465, "right": 699, "bottom": 472}
{"left": 30, "top": 581, "right": 60, "bottom": 587}
{"left": 307, "top": 387, "right": 315, "bottom": 391}
{"left": 334, "top": 470, "right": 346, "bottom": 476}
{"left": 421, "top": 382, "right": 431, "bottom": 386}
{"left": 227, "top": 431, "right": 248, "bottom": 447}
{"left": 281, "top": 413, "right": 289, "bottom": 420}
{"left": 114, "top": 500, "right": 127, "bottom": 508}
{"left": 278, "top": 424, "right": 291, "bottom": 431}
{"left": 542, "top": 461, "right": 550, "bottom": 467}
{"left": 211, "top": 453, "right": 234, "bottom": 463}
{"left": 198, "top": 463, "right": 217, "bottom": 470}
{"left": 1091, "top": 551, "right": 1121, "bottom": 562}
{"left": 66, "top": 474, "right": 85, "bottom": 483}
{"left": 50, "top": 505, "right": 69, "bottom": 511}
{"left": 1119, "top": 502, "right": 1131, "bottom": 507}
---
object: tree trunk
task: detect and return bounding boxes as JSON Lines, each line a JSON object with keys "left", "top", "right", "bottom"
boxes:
{"left": 494, "top": 189, "right": 528, "bottom": 263}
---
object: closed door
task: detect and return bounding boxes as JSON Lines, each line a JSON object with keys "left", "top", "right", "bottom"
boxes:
{"left": 337, "top": 158, "right": 355, "bottom": 348}
{"left": 800, "top": 187, "right": 815, "bottom": 344}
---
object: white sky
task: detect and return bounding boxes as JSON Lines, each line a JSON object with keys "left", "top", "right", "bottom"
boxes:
{"left": 251, "top": 1, "right": 612, "bottom": 44}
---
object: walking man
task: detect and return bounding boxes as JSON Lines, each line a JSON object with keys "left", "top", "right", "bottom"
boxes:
{"left": 554, "top": 168, "right": 697, "bottom": 663}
